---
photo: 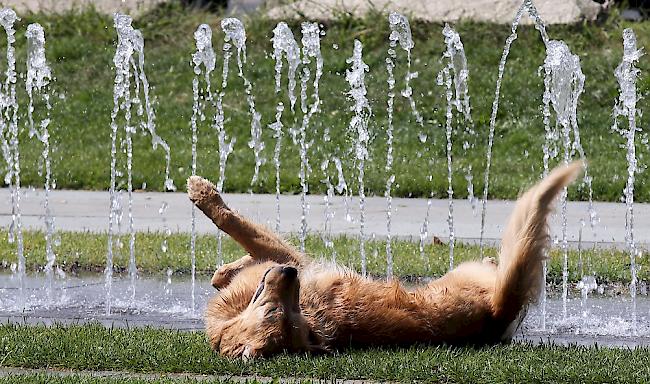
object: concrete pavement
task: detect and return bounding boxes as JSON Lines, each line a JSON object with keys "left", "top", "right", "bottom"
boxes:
{"left": 0, "top": 187, "right": 646, "bottom": 249}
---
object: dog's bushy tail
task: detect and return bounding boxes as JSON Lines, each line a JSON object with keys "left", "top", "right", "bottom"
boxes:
{"left": 491, "top": 161, "right": 583, "bottom": 330}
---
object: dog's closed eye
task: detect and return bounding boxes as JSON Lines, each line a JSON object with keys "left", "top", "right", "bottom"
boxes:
{"left": 265, "top": 306, "right": 280, "bottom": 316}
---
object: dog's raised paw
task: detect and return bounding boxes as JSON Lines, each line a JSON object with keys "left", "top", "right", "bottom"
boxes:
{"left": 187, "top": 175, "right": 218, "bottom": 204}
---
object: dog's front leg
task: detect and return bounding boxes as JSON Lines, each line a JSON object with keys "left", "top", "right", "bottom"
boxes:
{"left": 211, "top": 255, "right": 254, "bottom": 288}
{"left": 187, "top": 175, "right": 306, "bottom": 267}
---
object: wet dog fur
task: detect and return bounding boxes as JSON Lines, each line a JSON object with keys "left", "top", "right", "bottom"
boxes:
{"left": 188, "top": 162, "right": 583, "bottom": 358}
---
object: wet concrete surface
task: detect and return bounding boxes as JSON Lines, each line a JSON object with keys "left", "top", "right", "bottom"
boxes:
{"left": 2, "top": 271, "right": 650, "bottom": 348}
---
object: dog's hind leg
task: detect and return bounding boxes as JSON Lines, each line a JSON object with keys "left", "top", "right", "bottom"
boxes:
{"left": 187, "top": 175, "right": 306, "bottom": 267}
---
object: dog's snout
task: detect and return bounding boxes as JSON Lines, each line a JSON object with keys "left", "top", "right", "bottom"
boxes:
{"left": 281, "top": 266, "right": 298, "bottom": 280}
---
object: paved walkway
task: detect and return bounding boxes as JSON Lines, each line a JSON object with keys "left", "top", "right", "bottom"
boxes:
{"left": 0, "top": 187, "right": 646, "bottom": 248}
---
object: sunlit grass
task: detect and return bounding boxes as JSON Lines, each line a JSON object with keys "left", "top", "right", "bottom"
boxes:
{"left": 0, "top": 229, "right": 643, "bottom": 285}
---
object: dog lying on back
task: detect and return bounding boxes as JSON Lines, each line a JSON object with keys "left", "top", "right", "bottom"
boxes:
{"left": 187, "top": 162, "right": 582, "bottom": 358}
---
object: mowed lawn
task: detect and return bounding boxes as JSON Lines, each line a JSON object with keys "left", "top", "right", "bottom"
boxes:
{"left": 0, "top": 324, "right": 648, "bottom": 383}
{"left": 1, "top": 4, "right": 649, "bottom": 202}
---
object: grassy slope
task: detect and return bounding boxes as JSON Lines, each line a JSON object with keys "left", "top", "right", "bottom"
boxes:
{"left": 6, "top": 5, "right": 650, "bottom": 201}
{"left": 1, "top": 324, "right": 649, "bottom": 383}
{"left": 0, "top": 229, "right": 644, "bottom": 284}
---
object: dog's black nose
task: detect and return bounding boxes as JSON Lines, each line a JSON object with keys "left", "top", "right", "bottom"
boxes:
{"left": 281, "top": 266, "right": 298, "bottom": 280}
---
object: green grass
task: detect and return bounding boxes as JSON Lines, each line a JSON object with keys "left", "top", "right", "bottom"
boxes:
{"left": 4, "top": 5, "right": 650, "bottom": 202}
{"left": 0, "top": 376, "right": 263, "bottom": 384}
{"left": 1, "top": 324, "right": 649, "bottom": 383}
{"left": 0, "top": 229, "right": 645, "bottom": 285}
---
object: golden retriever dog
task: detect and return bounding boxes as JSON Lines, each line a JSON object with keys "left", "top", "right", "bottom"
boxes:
{"left": 187, "top": 161, "right": 582, "bottom": 358}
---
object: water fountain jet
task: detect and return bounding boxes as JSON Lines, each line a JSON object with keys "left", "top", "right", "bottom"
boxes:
{"left": 26, "top": 22, "right": 56, "bottom": 301}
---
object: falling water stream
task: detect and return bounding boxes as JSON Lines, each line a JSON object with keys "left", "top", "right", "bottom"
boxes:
{"left": 479, "top": 0, "right": 548, "bottom": 256}
{"left": 297, "top": 22, "right": 323, "bottom": 252}
{"left": 386, "top": 13, "right": 429, "bottom": 272}
{"left": 542, "top": 39, "right": 592, "bottom": 319}
{"left": 0, "top": 8, "right": 22, "bottom": 308}
{"left": 436, "top": 25, "right": 474, "bottom": 270}
{"left": 346, "top": 40, "right": 370, "bottom": 276}
{"left": 270, "top": 22, "right": 300, "bottom": 232}
{"left": 26, "top": 22, "right": 55, "bottom": 301}
{"left": 612, "top": 28, "right": 642, "bottom": 335}
{"left": 221, "top": 19, "right": 265, "bottom": 188}
{"left": 213, "top": 18, "right": 238, "bottom": 268}
{"left": 108, "top": 14, "right": 173, "bottom": 313}
{"left": 385, "top": 15, "right": 397, "bottom": 279}
{"left": 190, "top": 23, "right": 216, "bottom": 314}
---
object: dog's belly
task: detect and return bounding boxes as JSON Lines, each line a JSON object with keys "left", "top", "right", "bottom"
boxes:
{"left": 297, "top": 263, "right": 500, "bottom": 348}
{"left": 297, "top": 266, "right": 435, "bottom": 347}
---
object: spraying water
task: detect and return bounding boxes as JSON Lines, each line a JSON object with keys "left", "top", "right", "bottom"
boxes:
{"left": 190, "top": 23, "right": 216, "bottom": 313}
{"left": 540, "top": 50, "right": 557, "bottom": 328}
{"left": 0, "top": 8, "right": 22, "bottom": 308}
{"left": 26, "top": 23, "right": 56, "bottom": 301}
{"left": 439, "top": 24, "right": 474, "bottom": 271}
{"left": 346, "top": 40, "right": 371, "bottom": 276}
{"left": 479, "top": 0, "right": 549, "bottom": 256}
{"left": 612, "top": 28, "right": 643, "bottom": 335}
{"left": 214, "top": 18, "right": 238, "bottom": 267}
{"left": 385, "top": 15, "right": 397, "bottom": 279}
{"left": 270, "top": 22, "right": 300, "bottom": 231}
{"left": 443, "top": 24, "right": 476, "bottom": 214}
{"left": 297, "top": 22, "right": 323, "bottom": 252}
{"left": 387, "top": 13, "right": 429, "bottom": 267}
{"left": 221, "top": 18, "right": 265, "bottom": 187}
{"left": 108, "top": 14, "right": 174, "bottom": 311}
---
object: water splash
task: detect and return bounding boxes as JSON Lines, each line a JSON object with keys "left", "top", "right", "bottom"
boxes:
{"left": 479, "top": 0, "right": 548, "bottom": 256}
{"left": 0, "top": 8, "right": 22, "bottom": 308}
{"left": 270, "top": 22, "right": 300, "bottom": 231}
{"left": 297, "top": 22, "right": 323, "bottom": 252}
{"left": 222, "top": 18, "right": 265, "bottom": 187}
{"left": 612, "top": 28, "right": 643, "bottom": 335}
{"left": 26, "top": 22, "right": 56, "bottom": 301}
{"left": 346, "top": 40, "right": 371, "bottom": 276}
{"left": 190, "top": 23, "right": 216, "bottom": 314}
